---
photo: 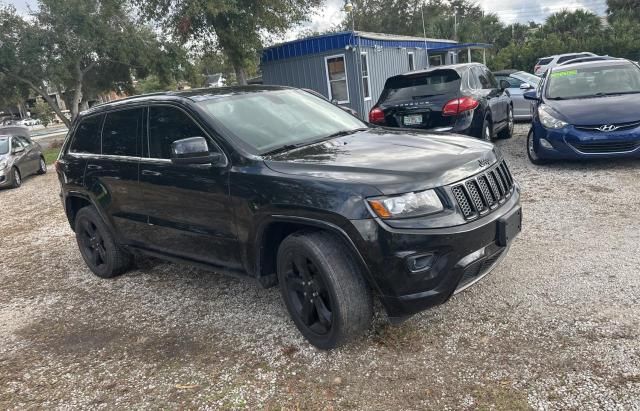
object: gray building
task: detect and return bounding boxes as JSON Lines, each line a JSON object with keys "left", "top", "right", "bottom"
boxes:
{"left": 261, "top": 31, "right": 491, "bottom": 118}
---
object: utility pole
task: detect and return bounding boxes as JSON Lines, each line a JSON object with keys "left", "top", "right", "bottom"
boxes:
{"left": 454, "top": 13, "right": 457, "bottom": 41}
{"left": 422, "top": 6, "right": 429, "bottom": 68}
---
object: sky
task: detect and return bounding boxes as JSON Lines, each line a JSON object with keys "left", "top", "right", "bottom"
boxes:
{"left": 6, "top": 0, "right": 608, "bottom": 39}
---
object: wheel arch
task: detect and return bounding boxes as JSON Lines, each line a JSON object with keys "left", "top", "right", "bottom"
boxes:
{"left": 254, "top": 216, "right": 377, "bottom": 293}
{"left": 64, "top": 193, "right": 93, "bottom": 230}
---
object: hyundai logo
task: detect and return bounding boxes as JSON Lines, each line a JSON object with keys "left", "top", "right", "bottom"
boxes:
{"left": 597, "top": 124, "right": 619, "bottom": 132}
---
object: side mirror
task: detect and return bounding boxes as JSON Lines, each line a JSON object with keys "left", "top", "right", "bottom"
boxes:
{"left": 520, "top": 83, "right": 534, "bottom": 90}
{"left": 170, "top": 137, "right": 222, "bottom": 165}
{"left": 499, "top": 80, "right": 511, "bottom": 91}
{"left": 523, "top": 90, "right": 539, "bottom": 101}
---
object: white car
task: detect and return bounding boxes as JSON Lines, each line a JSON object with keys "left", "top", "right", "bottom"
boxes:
{"left": 533, "top": 52, "right": 597, "bottom": 76}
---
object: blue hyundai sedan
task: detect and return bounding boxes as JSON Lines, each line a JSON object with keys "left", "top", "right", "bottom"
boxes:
{"left": 524, "top": 59, "right": 640, "bottom": 164}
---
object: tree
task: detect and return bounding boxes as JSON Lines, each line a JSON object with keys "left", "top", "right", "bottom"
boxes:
{"left": 32, "top": 100, "right": 53, "bottom": 127}
{"left": 0, "top": 1, "right": 186, "bottom": 127}
{"left": 140, "top": 0, "right": 323, "bottom": 85}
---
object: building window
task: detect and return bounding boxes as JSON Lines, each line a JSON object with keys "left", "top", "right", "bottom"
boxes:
{"left": 325, "top": 54, "right": 349, "bottom": 103}
{"left": 361, "top": 52, "right": 371, "bottom": 100}
{"left": 408, "top": 52, "right": 415, "bottom": 71}
{"left": 429, "top": 54, "right": 443, "bottom": 66}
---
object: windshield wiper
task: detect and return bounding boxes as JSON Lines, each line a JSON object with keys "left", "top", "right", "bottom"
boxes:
{"left": 262, "top": 128, "right": 368, "bottom": 156}
{"left": 323, "top": 127, "right": 369, "bottom": 139}
{"left": 262, "top": 144, "right": 300, "bottom": 156}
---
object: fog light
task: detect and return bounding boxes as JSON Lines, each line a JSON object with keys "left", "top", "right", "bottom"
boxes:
{"left": 539, "top": 138, "right": 553, "bottom": 149}
{"left": 407, "top": 253, "right": 435, "bottom": 273}
{"left": 457, "top": 248, "right": 486, "bottom": 267}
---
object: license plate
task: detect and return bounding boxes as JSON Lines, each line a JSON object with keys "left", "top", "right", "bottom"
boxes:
{"left": 403, "top": 114, "right": 422, "bottom": 125}
{"left": 496, "top": 206, "right": 522, "bottom": 246}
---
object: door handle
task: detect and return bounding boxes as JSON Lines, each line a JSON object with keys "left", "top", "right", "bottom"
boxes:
{"left": 141, "top": 169, "right": 162, "bottom": 176}
{"left": 87, "top": 164, "right": 102, "bottom": 170}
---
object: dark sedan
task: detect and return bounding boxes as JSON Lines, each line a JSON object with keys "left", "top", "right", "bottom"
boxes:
{"left": 369, "top": 63, "right": 514, "bottom": 141}
{"left": 525, "top": 59, "right": 640, "bottom": 164}
{"left": 0, "top": 127, "right": 47, "bottom": 188}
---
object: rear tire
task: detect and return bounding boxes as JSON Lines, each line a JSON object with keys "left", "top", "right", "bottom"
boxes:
{"left": 527, "top": 129, "right": 548, "bottom": 165}
{"left": 37, "top": 157, "right": 47, "bottom": 174}
{"left": 10, "top": 167, "right": 21, "bottom": 188}
{"left": 277, "top": 231, "right": 373, "bottom": 349}
{"left": 481, "top": 117, "right": 493, "bottom": 141}
{"left": 74, "top": 206, "right": 132, "bottom": 278}
{"left": 497, "top": 106, "right": 514, "bottom": 139}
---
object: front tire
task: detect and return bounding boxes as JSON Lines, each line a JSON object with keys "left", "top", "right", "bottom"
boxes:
{"left": 74, "top": 206, "right": 132, "bottom": 278}
{"left": 10, "top": 167, "right": 21, "bottom": 188}
{"left": 37, "top": 157, "right": 47, "bottom": 174}
{"left": 497, "top": 106, "right": 514, "bottom": 139}
{"left": 277, "top": 231, "right": 373, "bottom": 349}
{"left": 527, "top": 129, "right": 548, "bottom": 165}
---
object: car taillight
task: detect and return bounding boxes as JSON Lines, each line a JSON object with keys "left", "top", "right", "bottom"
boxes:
{"left": 369, "top": 107, "right": 385, "bottom": 124}
{"left": 442, "top": 97, "right": 479, "bottom": 116}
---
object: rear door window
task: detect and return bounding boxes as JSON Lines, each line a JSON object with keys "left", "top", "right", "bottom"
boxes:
{"left": 537, "top": 58, "right": 553, "bottom": 65}
{"left": 380, "top": 70, "right": 461, "bottom": 103}
{"left": 69, "top": 115, "right": 103, "bottom": 154}
{"left": 102, "top": 108, "right": 142, "bottom": 157}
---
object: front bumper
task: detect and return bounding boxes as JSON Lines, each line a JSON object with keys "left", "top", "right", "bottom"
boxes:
{"left": 350, "top": 187, "right": 521, "bottom": 319}
{"left": 532, "top": 122, "right": 640, "bottom": 159}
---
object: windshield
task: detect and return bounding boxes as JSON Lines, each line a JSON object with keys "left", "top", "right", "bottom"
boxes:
{"left": 197, "top": 89, "right": 367, "bottom": 154}
{"left": 514, "top": 72, "right": 540, "bottom": 86}
{"left": 0, "top": 137, "right": 8, "bottom": 154}
{"left": 380, "top": 70, "right": 461, "bottom": 103}
{"left": 546, "top": 63, "right": 640, "bottom": 99}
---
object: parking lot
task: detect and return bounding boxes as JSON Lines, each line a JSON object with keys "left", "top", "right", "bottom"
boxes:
{"left": 0, "top": 123, "right": 639, "bottom": 409}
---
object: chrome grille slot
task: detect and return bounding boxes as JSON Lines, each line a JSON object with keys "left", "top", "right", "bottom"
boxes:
{"left": 451, "top": 185, "right": 474, "bottom": 218}
{"left": 465, "top": 180, "right": 486, "bottom": 212}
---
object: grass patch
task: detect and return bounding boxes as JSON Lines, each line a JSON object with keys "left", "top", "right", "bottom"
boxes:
{"left": 43, "top": 141, "right": 63, "bottom": 165}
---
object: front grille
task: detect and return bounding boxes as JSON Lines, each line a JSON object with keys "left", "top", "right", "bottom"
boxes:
{"left": 450, "top": 160, "right": 515, "bottom": 220}
{"left": 575, "top": 120, "right": 640, "bottom": 132}
{"left": 457, "top": 249, "right": 505, "bottom": 290}
{"left": 569, "top": 140, "right": 640, "bottom": 154}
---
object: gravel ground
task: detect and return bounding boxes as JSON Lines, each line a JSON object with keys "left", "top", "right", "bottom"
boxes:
{"left": 1, "top": 124, "right": 639, "bottom": 410}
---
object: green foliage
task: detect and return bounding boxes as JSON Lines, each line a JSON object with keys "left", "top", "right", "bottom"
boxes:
{"left": 32, "top": 100, "right": 54, "bottom": 127}
{"left": 140, "top": 0, "right": 323, "bottom": 84}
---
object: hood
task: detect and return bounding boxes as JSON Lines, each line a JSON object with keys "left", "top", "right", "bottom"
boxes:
{"left": 264, "top": 128, "right": 499, "bottom": 195}
{"left": 545, "top": 94, "right": 640, "bottom": 126}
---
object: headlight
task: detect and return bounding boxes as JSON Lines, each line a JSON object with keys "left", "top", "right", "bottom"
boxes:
{"left": 368, "top": 189, "right": 444, "bottom": 219}
{"left": 0, "top": 160, "right": 6, "bottom": 171}
{"left": 538, "top": 104, "right": 568, "bottom": 129}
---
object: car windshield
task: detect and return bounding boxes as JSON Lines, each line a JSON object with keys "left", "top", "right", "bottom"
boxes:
{"left": 546, "top": 63, "right": 640, "bottom": 99}
{"left": 0, "top": 137, "right": 9, "bottom": 154}
{"left": 514, "top": 72, "right": 540, "bottom": 86}
{"left": 380, "top": 70, "right": 461, "bottom": 103}
{"left": 197, "top": 89, "right": 367, "bottom": 154}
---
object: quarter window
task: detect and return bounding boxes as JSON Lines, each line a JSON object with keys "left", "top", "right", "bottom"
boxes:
{"left": 102, "top": 108, "right": 142, "bottom": 157}
{"left": 325, "top": 55, "right": 349, "bottom": 103}
{"left": 69, "top": 114, "right": 103, "bottom": 154}
{"left": 148, "top": 106, "right": 205, "bottom": 159}
{"left": 361, "top": 53, "right": 371, "bottom": 100}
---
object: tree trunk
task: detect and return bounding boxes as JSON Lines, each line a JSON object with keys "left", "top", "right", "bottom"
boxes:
{"left": 234, "top": 65, "right": 248, "bottom": 86}
{"left": 1, "top": 71, "right": 71, "bottom": 128}
{"left": 70, "top": 61, "right": 84, "bottom": 122}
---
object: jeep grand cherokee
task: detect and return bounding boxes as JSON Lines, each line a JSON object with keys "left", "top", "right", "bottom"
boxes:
{"left": 55, "top": 86, "right": 522, "bottom": 349}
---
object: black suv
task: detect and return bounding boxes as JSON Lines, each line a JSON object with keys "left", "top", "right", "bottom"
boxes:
{"left": 56, "top": 86, "right": 521, "bottom": 349}
{"left": 369, "top": 63, "right": 514, "bottom": 141}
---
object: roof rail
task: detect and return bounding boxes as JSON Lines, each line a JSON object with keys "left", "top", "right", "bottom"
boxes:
{"left": 557, "top": 55, "right": 620, "bottom": 66}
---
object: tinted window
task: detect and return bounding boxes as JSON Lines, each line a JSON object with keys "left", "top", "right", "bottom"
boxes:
{"left": 473, "top": 67, "right": 492, "bottom": 89}
{"left": 538, "top": 58, "right": 553, "bottom": 65}
{"left": 381, "top": 70, "right": 461, "bottom": 103}
{"left": 197, "top": 89, "right": 366, "bottom": 154}
{"left": 148, "top": 106, "right": 204, "bottom": 159}
{"left": 16, "top": 136, "right": 31, "bottom": 147}
{"left": 496, "top": 75, "right": 523, "bottom": 87}
{"left": 102, "top": 109, "right": 142, "bottom": 157}
{"left": 485, "top": 69, "right": 499, "bottom": 88}
{"left": 11, "top": 137, "right": 22, "bottom": 150}
{"left": 557, "top": 54, "right": 591, "bottom": 64}
{"left": 70, "top": 115, "right": 103, "bottom": 154}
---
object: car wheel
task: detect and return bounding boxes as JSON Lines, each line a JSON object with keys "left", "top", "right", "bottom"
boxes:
{"left": 498, "top": 106, "right": 514, "bottom": 139}
{"left": 481, "top": 118, "right": 493, "bottom": 141}
{"left": 37, "top": 157, "right": 47, "bottom": 174}
{"left": 74, "top": 206, "right": 132, "bottom": 278}
{"left": 527, "top": 129, "right": 547, "bottom": 165}
{"left": 10, "top": 167, "right": 21, "bottom": 188}
{"left": 277, "top": 231, "right": 373, "bottom": 349}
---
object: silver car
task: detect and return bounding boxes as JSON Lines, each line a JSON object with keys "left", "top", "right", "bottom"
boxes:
{"left": 0, "top": 126, "right": 47, "bottom": 189}
{"left": 493, "top": 70, "right": 541, "bottom": 120}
